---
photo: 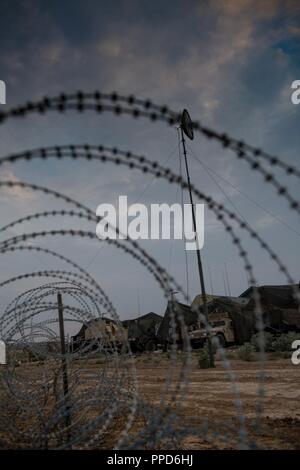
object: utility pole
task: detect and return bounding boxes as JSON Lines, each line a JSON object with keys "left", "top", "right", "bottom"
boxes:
{"left": 180, "top": 110, "right": 214, "bottom": 367}
{"left": 169, "top": 290, "right": 182, "bottom": 348}
{"left": 208, "top": 267, "right": 214, "bottom": 295}
{"left": 57, "top": 292, "right": 72, "bottom": 443}
{"left": 224, "top": 262, "right": 232, "bottom": 296}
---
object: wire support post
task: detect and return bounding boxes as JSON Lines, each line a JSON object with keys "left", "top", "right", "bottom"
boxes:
{"left": 57, "top": 291, "right": 72, "bottom": 445}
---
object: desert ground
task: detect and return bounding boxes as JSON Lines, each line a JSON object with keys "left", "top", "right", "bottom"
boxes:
{"left": 136, "top": 353, "right": 300, "bottom": 449}
{"left": 0, "top": 351, "right": 299, "bottom": 449}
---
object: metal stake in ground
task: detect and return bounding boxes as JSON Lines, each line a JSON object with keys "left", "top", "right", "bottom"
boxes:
{"left": 180, "top": 109, "right": 214, "bottom": 368}
{"left": 57, "top": 292, "right": 72, "bottom": 443}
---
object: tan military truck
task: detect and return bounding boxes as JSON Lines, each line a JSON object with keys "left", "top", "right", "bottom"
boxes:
{"left": 188, "top": 312, "right": 235, "bottom": 348}
{"left": 187, "top": 295, "right": 256, "bottom": 348}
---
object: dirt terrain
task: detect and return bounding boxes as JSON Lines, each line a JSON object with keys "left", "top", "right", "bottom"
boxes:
{"left": 1, "top": 353, "right": 299, "bottom": 449}
{"left": 133, "top": 354, "right": 300, "bottom": 449}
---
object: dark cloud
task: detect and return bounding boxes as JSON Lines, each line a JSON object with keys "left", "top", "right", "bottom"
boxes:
{"left": 0, "top": 0, "right": 299, "bottom": 321}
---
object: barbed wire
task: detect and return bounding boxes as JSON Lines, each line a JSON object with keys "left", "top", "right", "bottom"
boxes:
{"left": 0, "top": 90, "right": 299, "bottom": 449}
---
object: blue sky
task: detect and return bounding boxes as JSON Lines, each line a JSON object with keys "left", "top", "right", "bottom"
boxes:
{"left": 0, "top": 0, "right": 299, "bottom": 331}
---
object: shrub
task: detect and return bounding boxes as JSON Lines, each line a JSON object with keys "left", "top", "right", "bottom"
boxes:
{"left": 142, "top": 355, "right": 152, "bottom": 362}
{"left": 271, "top": 332, "right": 300, "bottom": 352}
{"left": 198, "top": 347, "right": 210, "bottom": 369}
{"left": 237, "top": 342, "right": 256, "bottom": 361}
{"left": 152, "top": 356, "right": 161, "bottom": 364}
{"left": 251, "top": 331, "right": 300, "bottom": 353}
{"left": 272, "top": 350, "right": 292, "bottom": 359}
{"left": 224, "top": 350, "right": 238, "bottom": 360}
{"left": 251, "top": 332, "right": 274, "bottom": 352}
{"left": 95, "top": 358, "right": 106, "bottom": 364}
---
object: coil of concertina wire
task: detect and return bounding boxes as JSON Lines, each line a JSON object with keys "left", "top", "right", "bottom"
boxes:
{"left": 0, "top": 91, "right": 299, "bottom": 449}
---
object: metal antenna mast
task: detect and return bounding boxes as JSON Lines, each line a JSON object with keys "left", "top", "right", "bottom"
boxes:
{"left": 180, "top": 109, "right": 214, "bottom": 367}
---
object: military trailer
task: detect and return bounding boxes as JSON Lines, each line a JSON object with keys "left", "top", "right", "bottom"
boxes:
{"left": 122, "top": 312, "right": 162, "bottom": 352}
{"left": 190, "top": 285, "right": 300, "bottom": 348}
{"left": 71, "top": 317, "right": 127, "bottom": 352}
{"left": 241, "top": 284, "right": 300, "bottom": 333}
{"left": 156, "top": 300, "right": 198, "bottom": 348}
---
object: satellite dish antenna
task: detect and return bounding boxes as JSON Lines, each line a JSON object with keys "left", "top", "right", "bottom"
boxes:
{"left": 181, "top": 109, "right": 194, "bottom": 140}
{"left": 179, "top": 107, "right": 214, "bottom": 367}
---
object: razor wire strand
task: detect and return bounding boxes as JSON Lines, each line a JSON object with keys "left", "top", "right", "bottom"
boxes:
{"left": 0, "top": 229, "right": 196, "bottom": 446}
{"left": 0, "top": 90, "right": 299, "bottom": 181}
{"left": 1, "top": 142, "right": 299, "bottom": 217}
{"left": 0, "top": 242, "right": 192, "bottom": 448}
{"left": 0, "top": 145, "right": 298, "bottom": 291}
{"left": 0, "top": 229, "right": 248, "bottom": 448}
{"left": 0, "top": 185, "right": 278, "bottom": 444}
{"left": 0, "top": 294, "right": 137, "bottom": 448}
{"left": 0, "top": 91, "right": 299, "bottom": 448}
{"left": 0, "top": 218, "right": 262, "bottom": 446}
{"left": 0, "top": 173, "right": 290, "bottom": 448}
{"left": 0, "top": 246, "right": 140, "bottom": 448}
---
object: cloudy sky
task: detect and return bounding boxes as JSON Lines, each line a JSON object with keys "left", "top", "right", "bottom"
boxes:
{"left": 0, "top": 0, "right": 299, "bottom": 331}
